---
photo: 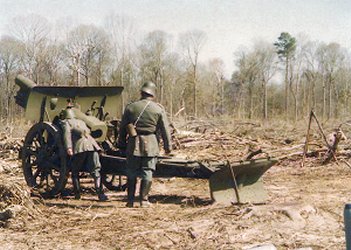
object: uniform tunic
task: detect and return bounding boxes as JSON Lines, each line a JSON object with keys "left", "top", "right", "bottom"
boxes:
{"left": 118, "top": 98, "right": 172, "bottom": 180}
{"left": 61, "top": 118, "right": 102, "bottom": 178}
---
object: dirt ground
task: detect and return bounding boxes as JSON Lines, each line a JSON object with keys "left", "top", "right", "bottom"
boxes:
{"left": 0, "top": 120, "right": 350, "bottom": 250}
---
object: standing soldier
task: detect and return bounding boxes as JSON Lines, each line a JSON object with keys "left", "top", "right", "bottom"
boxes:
{"left": 118, "top": 81, "right": 172, "bottom": 208}
{"left": 61, "top": 106, "right": 108, "bottom": 201}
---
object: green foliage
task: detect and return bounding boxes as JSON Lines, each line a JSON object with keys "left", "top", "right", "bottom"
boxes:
{"left": 274, "top": 32, "right": 297, "bottom": 59}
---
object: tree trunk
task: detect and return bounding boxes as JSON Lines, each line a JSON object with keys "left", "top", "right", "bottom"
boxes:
{"left": 76, "top": 56, "right": 81, "bottom": 86}
{"left": 322, "top": 75, "right": 326, "bottom": 120}
{"left": 284, "top": 57, "right": 289, "bottom": 120}
{"left": 289, "top": 83, "right": 297, "bottom": 124}
{"left": 220, "top": 79, "right": 224, "bottom": 114}
{"left": 333, "top": 81, "right": 339, "bottom": 119}
{"left": 248, "top": 84, "right": 253, "bottom": 119}
{"left": 262, "top": 80, "right": 268, "bottom": 120}
{"left": 159, "top": 71, "right": 164, "bottom": 105}
{"left": 312, "top": 78, "right": 316, "bottom": 111}
{"left": 237, "top": 86, "right": 244, "bottom": 119}
{"left": 170, "top": 82, "right": 174, "bottom": 119}
{"left": 328, "top": 74, "right": 332, "bottom": 120}
{"left": 193, "top": 64, "right": 197, "bottom": 117}
{"left": 294, "top": 76, "right": 298, "bottom": 123}
{"left": 5, "top": 72, "right": 11, "bottom": 126}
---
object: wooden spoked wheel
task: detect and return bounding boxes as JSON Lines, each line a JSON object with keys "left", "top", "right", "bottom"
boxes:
{"left": 22, "top": 122, "right": 68, "bottom": 197}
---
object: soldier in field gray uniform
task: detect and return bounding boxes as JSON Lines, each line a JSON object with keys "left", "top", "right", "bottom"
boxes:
{"left": 118, "top": 81, "right": 172, "bottom": 208}
{"left": 61, "top": 107, "right": 108, "bottom": 201}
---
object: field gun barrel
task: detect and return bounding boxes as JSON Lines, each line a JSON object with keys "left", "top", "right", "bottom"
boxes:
{"left": 15, "top": 75, "right": 36, "bottom": 108}
{"left": 15, "top": 74, "right": 36, "bottom": 90}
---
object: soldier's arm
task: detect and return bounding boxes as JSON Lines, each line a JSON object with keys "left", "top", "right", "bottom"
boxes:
{"left": 117, "top": 107, "right": 130, "bottom": 149}
{"left": 61, "top": 120, "right": 73, "bottom": 155}
{"left": 158, "top": 108, "right": 172, "bottom": 153}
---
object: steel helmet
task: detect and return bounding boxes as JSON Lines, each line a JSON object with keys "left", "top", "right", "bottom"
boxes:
{"left": 61, "top": 108, "right": 76, "bottom": 119}
{"left": 141, "top": 81, "right": 156, "bottom": 97}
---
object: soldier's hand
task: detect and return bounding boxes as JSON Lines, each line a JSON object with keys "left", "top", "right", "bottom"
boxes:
{"left": 67, "top": 148, "right": 73, "bottom": 156}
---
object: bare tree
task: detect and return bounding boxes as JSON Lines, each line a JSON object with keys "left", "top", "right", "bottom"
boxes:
{"left": 253, "top": 42, "right": 278, "bottom": 120}
{"left": 104, "top": 13, "right": 136, "bottom": 74}
{"left": 65, "top": 25, "right": 111, "bottom": 86}
{"left": 179, "top": 30, "right": 207, "bottom": 117}
{"left": 208, "top": 58, "right": 225, "bottom": 115}
{"left": 0, "top": 36, "right": 22, "bottom": 123}
{"left": 233, "top": 49, "right": 260, "bottom": 119}
{"left": 138, "top": 30, "right": 172, "bottom": 103}
{"left": 9, "top": 14, "right": 51, "bottom": 83}
{"left": 161, "top": 52, "right": 184, "bottom": 118}
{"left": 317, "top": 42, "right": 345, "bottom": 120}
{"left": 41, "top": 42, "right": 65, "bottom": 85}
{"left": 104, "top": 14, "right": 138, "bottom": 105}
{"left": 301, "top": 40, "right": 319, "bottom": 115}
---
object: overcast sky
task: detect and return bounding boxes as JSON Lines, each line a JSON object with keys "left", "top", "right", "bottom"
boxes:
{"left": 1, "top": 0, "right": 351, "bottom": 77}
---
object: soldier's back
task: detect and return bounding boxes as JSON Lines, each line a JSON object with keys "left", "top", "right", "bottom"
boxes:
{"left": 127, "top": 99, "right": 163, "bottom": 127}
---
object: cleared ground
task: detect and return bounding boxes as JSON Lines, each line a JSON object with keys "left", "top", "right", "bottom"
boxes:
{"left": 0, "top": 120, "right": 350, "bottom": 249}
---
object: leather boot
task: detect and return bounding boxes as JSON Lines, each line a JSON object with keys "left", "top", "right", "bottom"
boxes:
{"left": 140, "top": 180, "right": 152, "bottom": 208}
{"left": 72, "top": 176, "right": 81, "bottom": 200}
{"left": 126, "top": 178, "right": 137, "bottom": 207}
{"left": 94, "top": 176, "right": 108, "bottom": 201}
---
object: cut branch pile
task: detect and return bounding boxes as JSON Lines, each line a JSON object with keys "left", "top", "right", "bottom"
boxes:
{"left": 172, "top": 117, "right": 351, "bottom": 167}
{"left": 0, "top": 135, "right": 22, "bottom": 160}
{"left": 0, "top": 177, "right": 41, "bottom": 227}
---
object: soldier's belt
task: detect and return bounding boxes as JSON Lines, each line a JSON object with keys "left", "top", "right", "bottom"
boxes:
{"left": 136, "top": 131, "right": 155, "bottom": 135}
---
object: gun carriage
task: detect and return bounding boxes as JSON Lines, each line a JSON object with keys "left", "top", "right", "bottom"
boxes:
{"left": 15, "top": 75, "right": 277, "bottom": 205}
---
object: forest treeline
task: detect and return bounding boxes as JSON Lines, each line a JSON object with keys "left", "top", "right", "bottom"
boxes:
{"left": 0, "top": 14, "right": 350, "bottom": 124}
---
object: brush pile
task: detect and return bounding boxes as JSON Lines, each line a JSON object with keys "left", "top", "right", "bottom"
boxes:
{"left": 0, "top": 133, "right": 22, "bottom": 160}
{"left": 0, "top": 177, "right": 40, "bottom": 227}
{"left": 173, "top": 118, "right": 351, "bottom": 166}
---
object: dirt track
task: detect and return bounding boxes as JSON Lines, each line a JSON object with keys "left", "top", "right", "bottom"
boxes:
{"left": 0, "top": 122, "right": 351, "bottom": 249}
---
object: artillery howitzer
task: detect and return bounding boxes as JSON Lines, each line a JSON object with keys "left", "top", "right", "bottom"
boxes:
{"left": 15, "top": 75, "right": 277, "bottom": 205}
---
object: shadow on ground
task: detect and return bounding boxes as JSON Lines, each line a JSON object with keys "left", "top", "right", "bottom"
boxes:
{"left": 150, "top": 194, "right": 212, "bottom": 207}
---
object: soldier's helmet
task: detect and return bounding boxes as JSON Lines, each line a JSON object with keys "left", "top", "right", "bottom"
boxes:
{"left": 61, "top": 108, "right": 75, "bottom": 119}
{"left": 141, "top": 81, "right": 156, "bottom": 97}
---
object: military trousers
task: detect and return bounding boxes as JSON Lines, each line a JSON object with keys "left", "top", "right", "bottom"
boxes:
{"left": 126, "top": 155, "right": 157, "bottom": 181}
{"left": 70, "top": 151, "right": 101, "bottom": 178}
